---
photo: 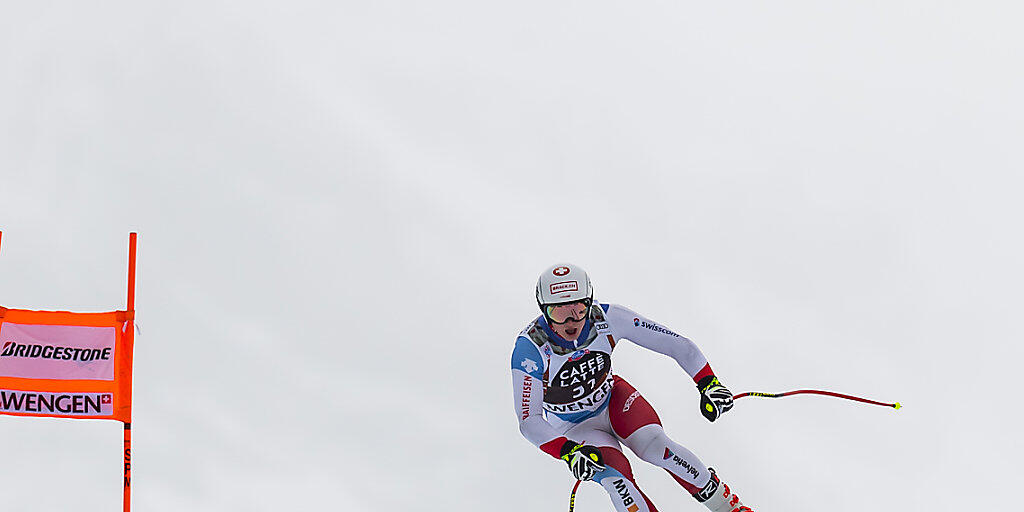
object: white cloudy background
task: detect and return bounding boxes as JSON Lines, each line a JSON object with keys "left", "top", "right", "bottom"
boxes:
{"left": 2, "top": 1, "right": 1022, "bottom": 511}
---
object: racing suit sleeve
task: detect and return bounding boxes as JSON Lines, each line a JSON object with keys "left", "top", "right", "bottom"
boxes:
{"left": 511, "top": 336, "right": 568, "bottom": 458}
{"left": 604, "top": 303, "right": 716, "bottom": 384}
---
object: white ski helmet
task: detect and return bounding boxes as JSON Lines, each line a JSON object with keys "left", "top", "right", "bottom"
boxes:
{"left": 536, "top": 263, "right": 593, "bottom": 309}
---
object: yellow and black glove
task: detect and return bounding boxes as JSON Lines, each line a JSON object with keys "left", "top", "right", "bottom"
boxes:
{"left": 697, "top": 375, "right": 734, "bottom": 422}
{"left": 559, "top": 441, "right": 605, "bottom": 481}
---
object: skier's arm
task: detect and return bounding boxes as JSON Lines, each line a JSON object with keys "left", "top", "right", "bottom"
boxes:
{"left": 605, "top": 303, "right": 735, "bottom": 421}
{"left": 604, "top": 303, "right": 715, "bottom": 383}
{"left": 511, "top": 336, "right": 569, "bottom": 459}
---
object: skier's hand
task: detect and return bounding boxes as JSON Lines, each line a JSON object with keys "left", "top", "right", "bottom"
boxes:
{"left": 560, "top": 441, "right": 605, "bottom": 481}
{"left": 697, "top": 375, "right": 734, "bottom": 422}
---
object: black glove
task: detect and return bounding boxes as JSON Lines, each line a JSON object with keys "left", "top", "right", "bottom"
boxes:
{"left": 560, "top": 441, "right": 605, "bottom": 481}
{"left": 697, "top": 375, "right": 734, "bottom": 422}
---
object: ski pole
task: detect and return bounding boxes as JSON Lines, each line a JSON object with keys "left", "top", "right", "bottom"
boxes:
{"left": 568, "top": 479, "right": 581, "bottom": 512}
{"left": 734, "top": 389, "right": 901, "bottom": 409}
{"left": 564, "top": 392, "right": 898, "bottom": 511}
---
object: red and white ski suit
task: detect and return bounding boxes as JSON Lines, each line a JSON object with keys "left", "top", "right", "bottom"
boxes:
{"left": 511, "top": 303, "right": 727, "bottom": 512}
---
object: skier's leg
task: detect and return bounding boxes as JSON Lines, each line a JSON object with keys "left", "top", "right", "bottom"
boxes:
{"left": 622, "top": 423, "right": 710, "bottom": 492}
{"left": 563, "top": 412, "right": 658, "bottom": 512}
{"left": 624, "top": 425, "right": 752, "bottom": 511}
{"left": 608, "top": 376, "right": 754, "bottom": 511}
{"left": 593, "top": 447, "right": 658, "bottom": 512}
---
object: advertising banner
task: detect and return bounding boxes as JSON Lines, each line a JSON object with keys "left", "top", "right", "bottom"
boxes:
{"left": 0, "top": 308, "right": 134, "bottom": 422}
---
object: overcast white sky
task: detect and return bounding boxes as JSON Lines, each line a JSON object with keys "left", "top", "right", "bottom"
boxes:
{"left": 2, "top": 1, "right": 1023, "bottom": 511}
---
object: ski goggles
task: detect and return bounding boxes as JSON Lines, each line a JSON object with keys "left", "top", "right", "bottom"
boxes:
{"left": 544, "top": 299, "right": 591, "bottom": 324}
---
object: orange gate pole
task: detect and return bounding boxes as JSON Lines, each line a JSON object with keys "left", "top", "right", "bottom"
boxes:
{"left": 124, "top": 232, "right": 137, "bottom": 512}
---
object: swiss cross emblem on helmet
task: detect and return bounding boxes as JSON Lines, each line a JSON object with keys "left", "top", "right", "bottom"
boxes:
{"left": 553, "top": 266, "right": 570, "bottom": 276}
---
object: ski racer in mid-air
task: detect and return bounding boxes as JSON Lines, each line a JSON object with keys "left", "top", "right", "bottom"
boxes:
{"left": 511, "top": 263, "right": 754, "bottom": 512}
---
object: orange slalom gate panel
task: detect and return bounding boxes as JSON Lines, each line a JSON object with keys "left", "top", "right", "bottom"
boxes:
{"left": 0, "top": 307, "right": 135, "bottom": 422}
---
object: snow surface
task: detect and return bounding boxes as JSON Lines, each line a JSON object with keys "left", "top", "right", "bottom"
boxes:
{"left": 2, "top": 1, "right": 1023, "bottom": 510}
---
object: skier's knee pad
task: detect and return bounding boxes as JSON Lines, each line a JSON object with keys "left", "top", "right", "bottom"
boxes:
{"left": 625, "top": 424, "right": 669, "bottom": 463}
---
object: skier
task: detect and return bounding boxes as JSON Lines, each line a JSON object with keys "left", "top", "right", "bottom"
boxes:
{"left": 511, "top": 263, "right": 753, "bottom": 512}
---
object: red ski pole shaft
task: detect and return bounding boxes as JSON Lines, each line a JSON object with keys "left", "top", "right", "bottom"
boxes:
{"left": 734, "top": 389, "right": 901, "bottom": 409}
{"left": 568, "top": 480, "right": 582, "bottom": 512}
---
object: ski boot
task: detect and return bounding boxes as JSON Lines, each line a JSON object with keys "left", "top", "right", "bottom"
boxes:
{"left": 694, "top": 468, "right": 753, "bottom": 512}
